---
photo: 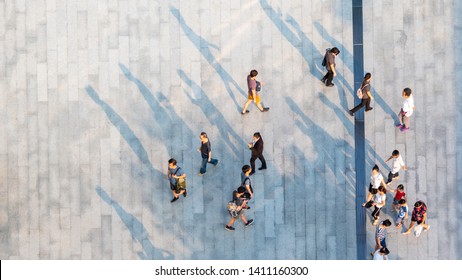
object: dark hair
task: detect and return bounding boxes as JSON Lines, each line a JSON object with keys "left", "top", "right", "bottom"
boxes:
{"left": 250, "top": 69, "right": 258, "bottom": 77}
{"left": 372, "top": 164, "right": 379, "bottom": 172}
{"left": 200, "top": 132, "right": 208, "bottom": 138}
{"left": 397, "top": 184, "right": 404, "bottom": 191}
{"left": 168, "top": 158, "right": 177, "bottom": 165}
{"left": 398, "top": 198, "right": 406, "bottom": 205}
{"left": 380, "top": 247, "right": 390, "bottom": 255}
{"left": 415, "top": 201, "right": 422, "bottom": 208}
{"left": 331, "top": 47, "right": 340, "bottom": 54}
{"left": 364, "top": 73, "right": 371, "bottom": 80}
{"left": 378, "top": 185, "right": 386, "bottom": 193}
{"left": 237, "top": 186, "right": 246, "bottom": 194}
{"left": 403, "top": 88, "right": 412, "bottom": 97}
{"left": 253, "top": 132, "right": 261, "bottom": 139}
{"left": 242, "top": 165, "right": 251, "bottom": 173}
{"left": 392, "top": 150, "right": 400, "bottom": 156}
{"left": 382, "top": 219, "right": 392, "bottom": 227}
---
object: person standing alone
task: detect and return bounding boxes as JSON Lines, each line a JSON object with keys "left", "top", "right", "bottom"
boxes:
{"left": 396, "top": 88, "right": 415, "bottom": 132}
{"left": 197, "top": 132, "right": 219, "bottom": 176}
{"left": 321, "top": 47, "right": 340, "bottom": 87}
{"left": 241, "top": 69, "right": 269, "bottom": 114}
{"left": 248, "top": 132, "right": 267, "bottom": 175}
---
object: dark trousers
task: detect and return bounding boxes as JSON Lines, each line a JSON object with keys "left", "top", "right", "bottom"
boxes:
{"left": 322, "top": 70, "right": 334, "bottom": 85}
{"left": 250, "top": 154, "right": 266, "bottom": 171}
{"left": 372, "top": 206, "right": 382, "bottom": 220}
{"left": 351, "top": 98, "right": 371, "bottom": 113}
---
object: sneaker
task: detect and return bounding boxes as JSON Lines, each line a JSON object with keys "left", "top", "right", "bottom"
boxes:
{"left": 183, "top": 190, "right": 187, "bottom": 197}
{"left": 396, "top": 124, "right": 403, "bottom": 128}
{"left": 365, "top": 107, "right": 373, "bottom": 112}
{"left": 225, "top": 225, "right": 235, "bottom": 231}
{"left": 348, "top": 110, "right": 354, "bottom": 116}
{"left": 424, "top": 225, "right": 431, "bottom": 232}
{"left": 197, "top": 172, "right": 204, "bottom": 176}
{"left": 400, "top": 127, "right": 410, "bottom": 132}
{"left": 241, "top": 110, "right": 249, "bottom": 115}
{"left": 326, "top": 83, "right": 335, "bottom": 87}
{"left": 258, "top": 166, "right": 267, "bottom": 170}
{"left": 245, "top": 206, "right": 251, "bottom": 210}
{"left": 214, "top": 160, "right": 219, "bottom": 166}
{"left": 261, "top": 107, "right": 270, "bottom": 112}
{"left": 170, "top": 197, "right": 179, "bottom": 203}
{"left": 245, "top": 219, "right": 254, "bottom": 227}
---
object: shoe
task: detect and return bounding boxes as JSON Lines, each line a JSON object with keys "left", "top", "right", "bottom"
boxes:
{"left": 198, "top": 172, "right": 204, "bottom": 176}
{"left": 258, "top": 166, "right": 267, "bottom": 170}
{"left": 326, "top": 83, "right": 334, "bottom": 87}
{"left": 225, "top": 225, "right": 235, "bottom": 231}
{"left": 241, "top": 110, "right": 249, "bottom": 115}
{"left": 183, "top": 190, "right": 187, "bottom": 197}
{"left": 424, "top": 225, "right": 431, "bottom": 232}
{"left": 396, "top": 124, "right": 403, "bottom": 128}
{"left": 249, "top": 171, "right": 255, "bottom": 176}
{"left": 170, "top": 197, "right": 179, "bottom": 203}
{"left": 348, "top": 110, "right": 354, "bottom": 116}
{"left": 261, "top": 107, "right": 270, "bottom": 112}
{"left": 245, "top": 206, "right": 251, "bottom": 210}
{"left": 245, "top": 219, "right": 254, "bottom": 227}
{"left": 400, "top": 127, "right": 410, "bottom": 132}
{"left": 365, "top": 107, "right": 373, "bottom": 111}
{"left": 214, "top": 160, "right": 219, "bottom": 166}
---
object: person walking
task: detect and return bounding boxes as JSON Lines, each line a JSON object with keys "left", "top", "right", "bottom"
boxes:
{"left": 225, "top": 186, "right": 254, "bottom": 231}
{"left": 370, "top": 186, "right": 387, "bottom": 225}
{"left": 390, "top": 184, "right": 406, "bottom": 212}
{"left": 373, "top": 247, "right": 390, "bottom": 260}
{"left": 241, "top": 69, "right": 269, "bottom": 114}
{"left": 362, "top": 164, "right": 387, "bottom": 205}
{"left": 197, "top": 132, "right": 219, "bottom": 176}
{"left": 349, "top": 73, "right": 373, "bottom": 116}
{"left": 373, "top": 219, "right": 392, "bottom": 256}
{"left": 403, "top": 200, "right": 430, "bottom": 235}
{"left": 385, "top": 150, "right": 406, "bottom": 185}
{"left": 396, "top": 88, "right": 415, "bottom": 132}
{"left": 167, "top": 158, "right": 187, "bottom": 203}
{"left": 248, "top": 132, "right": 267, "bottom": 175}
{"left": 395, "top": 198, "right": 409, "bottom": 228}
{"left": 321, "top": 47, "right": 340, "bottom": 87}
{"left": 241, "top": 165, "right": 253, "bottom": 201}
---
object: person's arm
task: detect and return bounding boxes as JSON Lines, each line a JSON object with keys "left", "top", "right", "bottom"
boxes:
{"left": 167, "top": 169, "right": 171, "bottom": 180}
{"left": 385, "top": 155, "right": 393, "bottom": 163}
{"left": 402, "top": 165, "right": 406, "bottom": 171}
{"left": 366, "top": 91, "right": 373, "bottom": 100}
{"left": 375, "top": 236, "right": 381, "bottom": 248}
{"left": 422, "top": 212, "right": 427, "bottom": 224}
{"left": 246, "top": 184, "right": 253, "bottom": 198}
{"left": 208, "top": 151, "right": 212, "bottom": 162}
{"left": 381, "top": 178, "right": 387, "bottom": 188}
{"left": 330, "top": 64, "right": 336, "bottom": 76}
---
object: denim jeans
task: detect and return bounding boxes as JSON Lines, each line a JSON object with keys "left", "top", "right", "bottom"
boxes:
{"left": 200, "top": 157, "right": 218, "bottom": 174}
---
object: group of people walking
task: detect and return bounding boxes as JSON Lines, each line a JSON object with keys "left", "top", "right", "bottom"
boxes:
{"left": 165, "top": 48, "right": 426, "bottom": 258}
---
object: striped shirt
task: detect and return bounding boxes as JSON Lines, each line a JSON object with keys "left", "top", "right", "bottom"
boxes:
{"left": 375, "top": 224, "right": 387, "bottom": 241}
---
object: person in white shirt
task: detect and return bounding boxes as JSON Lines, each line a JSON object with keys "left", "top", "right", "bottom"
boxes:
{"left": 371, "top": 186, "right": 387, "bottom": 225}
{"left": 385, "top": 150, "right": 406, "bottom": 185}
{"left": 373, "top": 247, "right": 389, "bottom": 260}
{"left": 362, "top": 164, "right": 387, "bottom": 205}
{"left": 396, "top": 88, "right": 415, "bottom": 132}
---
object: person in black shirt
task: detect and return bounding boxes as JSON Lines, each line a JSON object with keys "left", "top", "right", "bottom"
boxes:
{"left": 198, "top": 132, "right": 219, "bottom": 175}
{"left": 225, "top": 187, "right": 254, "bottom": 231}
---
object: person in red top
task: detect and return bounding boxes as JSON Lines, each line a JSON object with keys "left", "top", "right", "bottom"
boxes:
{"left": 389, "top": 184, "right": 406, "bottom": 212}
{"left": 403, "top": 200, "right": 430, "bottom": 235}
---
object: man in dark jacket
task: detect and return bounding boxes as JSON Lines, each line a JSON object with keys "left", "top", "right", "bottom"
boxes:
{"left": 248, "top": 132, "right": 266, "bottom": 175}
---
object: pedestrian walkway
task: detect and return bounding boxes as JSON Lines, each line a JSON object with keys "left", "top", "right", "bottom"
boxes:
{"left": 0, "top": 0, "right": 460, "bottom": 260}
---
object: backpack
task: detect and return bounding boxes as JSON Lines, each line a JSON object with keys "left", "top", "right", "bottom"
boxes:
{"left": 255, "top": 80, "right": 261, "bottom": 92}
{"left": 321, "top": 48, "right": 330, "bottom": 67}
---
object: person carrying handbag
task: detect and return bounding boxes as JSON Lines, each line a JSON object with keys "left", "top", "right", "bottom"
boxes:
{"left": 349, "top": 72, "right": 373, "bottom": 116}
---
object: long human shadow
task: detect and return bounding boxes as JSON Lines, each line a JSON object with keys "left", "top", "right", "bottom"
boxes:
{"left": 85, "top": 86, "right": 158, "bottom": 176}
{"left": 314, "top": 22, "right": 354, "bottom": 73}
{"left": 170, "top": 6, "right": 245, "bottom": 112}
{"left": 119, "top": 63, "right": 194, "bottom": 143}
{"left": 370, "top": 87, "right": 399, "bottom": 123}
{"left": 285, "top": 97, "right": 355, "bottom": 190}
{"left": 96, "top": 186, "right": 174, "bottom": 260}
{"left": 177, "top": 69, "right": 245, "bottom": 159}
{"left": 318, "top": 92, "right": 387, "bottom": 169}
{"left": 259, "top": 0, "right": 351, "bottom": 110}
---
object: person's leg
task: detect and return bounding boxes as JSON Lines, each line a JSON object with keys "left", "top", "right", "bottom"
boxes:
{"left": 403, "top": 221, "right": 415, "bottom": 234}
{"left": 372, "top": 206, "right": 381, "bottom": 220}
{"left": 240, "top": 214, "right": 248, "bottom": 224}
{"left": 397, "top": 110, "right": 404, "bottom": 127}
{"left": 365, "top": 98, "right": 372, "bottom": 110}
{"left": 209, "top": 158, "right": 218, "bottom": 165}
{"left": 387, "top": 172, "right": 394, "bottom": 184}
{"left": 250, "top": 155, "right": 257, "bottom": 173}
{"left": 350, "top": 99, "right": 367, "bottom": 114}
{"left": 258, "top": 154, "right": 267, "bottom": 169}
{"left": 199, "top": 157, "right": 208, "bottom": 174}
{"left": 326, "top": 71, "right": 334, "bottom": 85}
{"left": 403, "top": 115, "right": 410, "bottom": 128}
{"left": 226, "top": 217, "right": 237, "bottom": 228}
{"left": 242, "top": 98, "right": 252, "bottom": 113}
{"left": 321, "top": 72, "right": 329, "bottom": 83}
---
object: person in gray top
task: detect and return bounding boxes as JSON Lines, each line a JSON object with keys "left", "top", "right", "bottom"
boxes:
{"left": 321, "top": 47, "right": 340, "bottom": 87}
